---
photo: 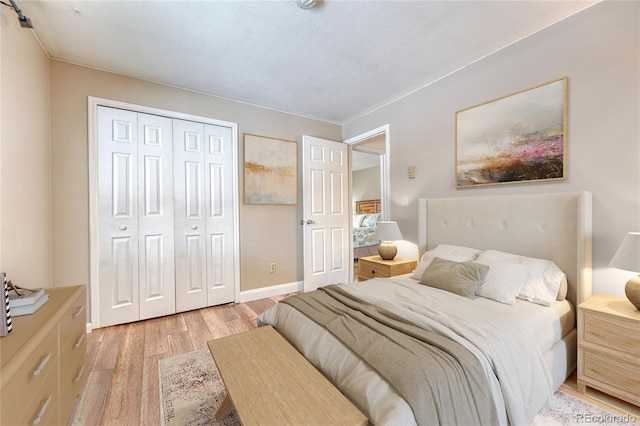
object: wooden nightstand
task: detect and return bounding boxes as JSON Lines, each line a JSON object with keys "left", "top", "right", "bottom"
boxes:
{"left": 577, "top": 293, "right": 640, "bottom": 406}
{"left": 358, "top": 255, "right": 417, "bottom": 281}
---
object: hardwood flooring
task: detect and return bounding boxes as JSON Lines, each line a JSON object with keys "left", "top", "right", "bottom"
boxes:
{"left": 70, "top": 291, "right": 639, "bottom": 425}
{"left": 70, "top": 295, "right": 288, "bottom": 426}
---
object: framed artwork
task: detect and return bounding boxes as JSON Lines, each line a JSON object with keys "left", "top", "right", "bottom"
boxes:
{"left": 244, "top": 134, "right": 297, "bottom": 204}
{"left": 455, "top": 77, "right": 567, "bottom": 188}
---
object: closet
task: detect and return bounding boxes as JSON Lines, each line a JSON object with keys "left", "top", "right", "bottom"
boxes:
{"left": 95, "top": 105, "right": 237, "bottom": 328}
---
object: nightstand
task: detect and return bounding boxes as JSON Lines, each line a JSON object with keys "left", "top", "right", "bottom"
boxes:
{"left": 577, "top": 293, "right": 640, "bottom": 406}
{"left": 358, "top": 255, "right": 417, "bottom": 281}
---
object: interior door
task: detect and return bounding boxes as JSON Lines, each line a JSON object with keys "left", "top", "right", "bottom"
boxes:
{"left": 97, "top": 106, "right": 140, "bottom": 326}
{"left": 203, "top": 124, "right": 235, "bottom": 306}
{"left": 173, "top": 120, "right": 208, "bottom": 312}
{"left": 137, "top": 113, "right": 176, "bottom": 320}
{"left": 301, "top": 135, "right": 350, "bottom": 291}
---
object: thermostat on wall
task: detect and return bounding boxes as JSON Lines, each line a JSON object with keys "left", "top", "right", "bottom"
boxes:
{"left": 407, "top": 166, "right": 416, "bottom": 179}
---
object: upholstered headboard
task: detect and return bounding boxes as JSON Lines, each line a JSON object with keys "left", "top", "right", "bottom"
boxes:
{"left": 418, "top": 192, "right": 592, "bottom": 307}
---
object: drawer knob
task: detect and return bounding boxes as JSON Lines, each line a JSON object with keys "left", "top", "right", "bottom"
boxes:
{"left": 33, "top": 352, "right": 53, "bottom": 376}
{"left": 32, "top": 394, "right": 53, "bottom": 424}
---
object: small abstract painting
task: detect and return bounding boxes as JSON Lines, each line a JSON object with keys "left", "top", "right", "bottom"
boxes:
{"left": 455, "top": 77, "right": 567, "bottom": 188}
{"left": 244, "top": 134, "right": 297, "bottom": 204}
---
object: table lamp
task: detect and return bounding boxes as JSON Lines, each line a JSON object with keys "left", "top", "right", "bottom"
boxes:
{"left": 374, "top": 221, "right": 403, "bottom": 260}
{"left": 609, "top": 231, "right": 640, "bottom": 310}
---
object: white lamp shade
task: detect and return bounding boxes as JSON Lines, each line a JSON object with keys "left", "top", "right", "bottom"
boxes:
{"left": 609, "top": 232, "right": 640, "bottom": 272}
{"left": 374, "top": 221, "right": 403, "bottom": 242}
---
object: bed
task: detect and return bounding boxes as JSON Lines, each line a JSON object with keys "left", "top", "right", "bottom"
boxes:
{"left": 353, "top": 199, "right": 382, "bottom": 259}
{"left": 259, "top": 192, "right": 592, "bottom": 425}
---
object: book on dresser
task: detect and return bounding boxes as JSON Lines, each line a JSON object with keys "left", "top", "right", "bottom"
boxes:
{"left": 8, "top": 287, "right": 49, "bottom": 316}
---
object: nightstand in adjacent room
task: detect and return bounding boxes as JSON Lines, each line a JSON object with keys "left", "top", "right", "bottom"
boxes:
{"left": 358, "top": 255, "right": 417, "bottom": 281}
{"left": 577, "top": 293, "right": 640, "bottom": 407}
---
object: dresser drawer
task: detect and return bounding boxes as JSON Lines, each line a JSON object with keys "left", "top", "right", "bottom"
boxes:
{"left": 1, "top": 326, "right": 58, "bottom": 411}
{"left": 2, "top": 361, "right": 59, "bottom": 426}
{"left": 582, "top": 310, "right": 640, "bottom": 357}
{"left": 60, "top": 329, "right": 86, "bottom": 379}
{"left": 60, "top": 348, "right": 87, "bottom": 424}
{"left": 59, "top": 290, "right": 86, "bottom": 351}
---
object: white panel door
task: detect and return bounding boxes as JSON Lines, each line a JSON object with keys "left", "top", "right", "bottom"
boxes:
{"left": 98, "top": 106, "right": 140, "bottom": 326}
{"left": 302, "top": 136, "right": 350, "bottom": 291}
{"left": 204, "top": 124, "right": 235, "bottom": 306}
{"left": 174, "top": 120, "right": 207, "bottom": 312}
{"left": 137, "top": 113, "right": 176, "bottom": 320}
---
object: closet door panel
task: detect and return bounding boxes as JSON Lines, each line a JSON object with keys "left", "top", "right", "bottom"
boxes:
{"left": 174, "top": 120, "right": 207, "bottom": 312}
{"left": 205, "top": 125, "right": 235, "bottom": 305}
{"left": 138, "top": 113, "right": 176, "bottom": 320}
{"left": 97, "top": 106, "right": 140, "bottom": 327}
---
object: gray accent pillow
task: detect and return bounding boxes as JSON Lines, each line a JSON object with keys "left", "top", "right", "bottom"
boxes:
{"left": 419, "top": 257, "right": 489, "bottom": 299}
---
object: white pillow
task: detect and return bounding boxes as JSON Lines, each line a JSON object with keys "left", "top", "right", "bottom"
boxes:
{"left": 475, "top": 250, "right": 566, "bottom": 306}
{"left": 353, "top": 214, "right": 366, "bottom": 228}
{"left": 474, "top": 260, "right": 528, "bottom": 305}
{"left": 411, "top": 244, "right": 482, "bottom": 280}
{"left": 361, "top": 214, "right": 380, "bottom": 228}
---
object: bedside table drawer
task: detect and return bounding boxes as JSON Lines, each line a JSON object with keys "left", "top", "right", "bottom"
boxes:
{"left": 582, "top": 311, "right": 640, "bottom": 357}
{"left": 359, "top": 262, "right": 391, "bottom": 279}
{"left": 581, "top": 348, "right": 640, "bottom": 403}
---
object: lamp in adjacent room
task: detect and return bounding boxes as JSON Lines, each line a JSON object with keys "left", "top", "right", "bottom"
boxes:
{"left": 374, "top": 221, "right": 403, "bottom": 260}
{"left": 609, "top": 232, "right": 640, "bottom": 310}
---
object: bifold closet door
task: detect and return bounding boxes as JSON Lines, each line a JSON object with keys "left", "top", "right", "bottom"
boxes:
{"left": 97, "top": 106, "right": 176, "bottom": 327}
{"left": 173, "top": 120, "right": 235, "bottom": 312}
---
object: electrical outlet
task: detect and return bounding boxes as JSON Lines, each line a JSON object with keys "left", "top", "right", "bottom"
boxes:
{"left": 269, "top": 263, "right": 276, "bottom": 273}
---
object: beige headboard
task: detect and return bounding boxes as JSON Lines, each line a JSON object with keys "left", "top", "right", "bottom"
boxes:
{"left": 418, "top": 192, "right": 592, "bottom": 307}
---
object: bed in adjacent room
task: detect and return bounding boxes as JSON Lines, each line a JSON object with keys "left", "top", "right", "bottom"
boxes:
{"left": 353, "top": 199, "right": 381, "bottom": 259}
{"left": 258, "top": 192, "right": 593, "bottom": 425}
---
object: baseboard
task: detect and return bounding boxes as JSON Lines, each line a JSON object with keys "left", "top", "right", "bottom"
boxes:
{"left": 237, "top": 281, "right": 303, "bottom": 303}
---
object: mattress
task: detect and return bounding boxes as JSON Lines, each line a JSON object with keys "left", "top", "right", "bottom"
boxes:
{"left": 258, "top": 275, "right": 576, "bottom": 425}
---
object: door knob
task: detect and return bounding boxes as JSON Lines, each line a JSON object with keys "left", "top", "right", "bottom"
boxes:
{"left": 299, "top": 219, "right": 304, "bottom": 226}
{"left": 306, "top": 219, "right": 313, "bottom": 225}
{"left": 299, "top": 219, "right": 314, "bottom": 225}
{"left": 191, "top": 225, "right": 198, "bottom": 230}
{"left": 119, "top": 225, "right": 127, "bottom": 231}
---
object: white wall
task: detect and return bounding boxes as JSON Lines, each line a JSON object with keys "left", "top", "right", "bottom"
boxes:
{"left": 343, "top": 1, "right": 640, "bottom": 298}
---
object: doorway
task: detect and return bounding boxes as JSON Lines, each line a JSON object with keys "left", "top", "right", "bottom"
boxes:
{"left": 344, "top": 125, "right": 390, "bottom": 280}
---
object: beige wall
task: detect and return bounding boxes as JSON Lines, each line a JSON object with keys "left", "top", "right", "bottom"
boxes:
{"left": 343, "top": 1, "right": 640, "bottom": 298}
{"left": 352, "top": 166, "right": 381, "bottom": 202}
{"left": 0, "top": 9, "right": 52, "bottom": 287}
{"left": 49, "top": 61, "right": 341, "bottom": 294}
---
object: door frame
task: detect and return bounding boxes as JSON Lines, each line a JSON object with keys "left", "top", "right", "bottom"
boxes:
{"left": 87, "top": 96, "right": 240, "bottom": 329}
{"left": 343, "top": 124, "right": 390, "bottom": 280}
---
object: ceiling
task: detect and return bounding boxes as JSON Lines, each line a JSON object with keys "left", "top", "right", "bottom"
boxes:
{"left": 19, "top": 0, "right": 597, "bottom": 124}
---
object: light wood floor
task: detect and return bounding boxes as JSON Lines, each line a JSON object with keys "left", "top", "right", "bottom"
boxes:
{"left": 70, "top": 295, "right": 288, "bottom": 426}
{"left": 71, "top": 290, "right": 639, "bottom": 426}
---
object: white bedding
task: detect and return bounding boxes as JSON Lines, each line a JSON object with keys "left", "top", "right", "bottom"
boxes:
{"left": 258, "top": 275, "right": 575, "bottom": 425}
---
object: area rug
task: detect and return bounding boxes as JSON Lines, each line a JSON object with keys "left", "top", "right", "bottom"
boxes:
{"left": 159, "top": 348, "right": 239, "bottom": 426}
{"left": 159, "top": 348, "right": 636, "bottom": 426}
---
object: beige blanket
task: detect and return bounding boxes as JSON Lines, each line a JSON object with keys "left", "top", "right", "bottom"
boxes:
{"left": 281, "top": 285, "right": 499, "bottom": 426}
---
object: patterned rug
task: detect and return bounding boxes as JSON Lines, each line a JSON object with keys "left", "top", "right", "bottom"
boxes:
{"left": 159, "top": 348, "right": 239, "bottom": 426}
{"left": 159, "top": 348, "right": 636, "bottom": 426}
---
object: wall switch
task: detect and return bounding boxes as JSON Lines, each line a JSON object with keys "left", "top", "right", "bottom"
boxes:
{"left": 269, "top": 263, "right": 276, "bottom": 273}
{"left": 402, "top": 196, "right": 409, "bottom": 206}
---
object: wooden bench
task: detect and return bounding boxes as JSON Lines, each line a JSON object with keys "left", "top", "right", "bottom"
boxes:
{"left": 207, "top": 325, "right": 367, "bottom": 426}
